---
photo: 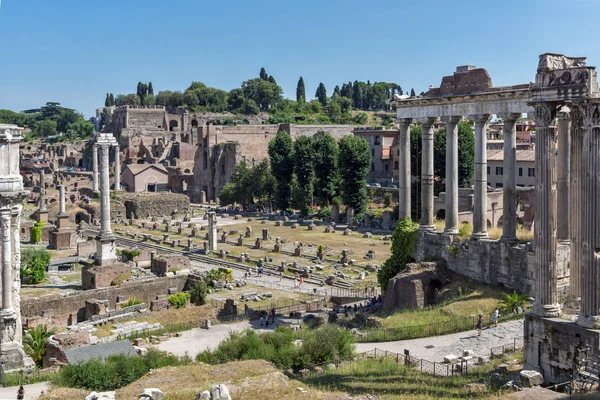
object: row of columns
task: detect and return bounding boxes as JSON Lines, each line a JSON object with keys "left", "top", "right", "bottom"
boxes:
{"left": 93, "top": 144, "right": 120, "bottom": 193}
{"left": 397, "top": 113, "right": 523, "bottom": 240}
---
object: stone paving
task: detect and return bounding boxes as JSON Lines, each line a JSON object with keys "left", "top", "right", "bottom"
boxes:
{"left": 355, "top": 319, "right": 524, "bottom": 362}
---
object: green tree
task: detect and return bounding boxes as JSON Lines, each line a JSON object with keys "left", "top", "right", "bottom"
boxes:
{"left": 56, "top": 109, "right": 81, "bottom": 133}
{"left": 109, "top": 93, "right": 114, "bottom": 106}
{"left": 338, "top": 135, "right": 371, "bottom": 214}
{"left": 148, "top": 82, "right": 154, "bottom": 96}
{"left": 65, "top": 120, "right": 94, "bottom": 140}
{"left": 296, "top": 77, "right": 306, "bottom": 104}
{"left": 115, "top": 93, "right": 140, "bottom": 107}
{"left": 328, "top": 95, "right": 342, "bottom": 123}
{"left": 23, "top": 325, "right": 55, "bottom": 368}
{"left": 190, "top": 281, "right": 208, "bottom": 305}
{"left": 315, "top": 83, "right": 327, "bottom": 107}
{"left": 260, "top": 67, "right": 268, "bottom": 80}
{"left": 457, "top": 120, "right": 475, "bottom": 187}
{"left": 312, "top": 132, "right": 339, "bottom": 205}
{"left": 268, "top": 132, "right": 294, "bottom": 211}
{"left": 410, "top": 88, "right": 416, "bottom": 97}
{"left": 292, "top": 136, "right": 315, "bottom": 216}
{"left": 40, "top": 102, "right": 63, "bottom": 120}
{"left": 241, "top": 78, "right": 283, "bottom": 111}
{"left": 21, "top": 246, "right": 49, "bottom": 284}
{"left": 105, "top": 93, "right": 110, "bottom": 107}
{"left": 35, "top": 120, "right": 57, "bottom": 137}
{"left": 227, "top": 88, "right": 246, "bottom": 112}
{"left": 498, "top": 291, "right": 530, "bottom": 313}
{"left": 218, "top": 161, "right": 254, "bottom": 209}
{"left": 333, "top": 85, "right": 340, "bottom": 96}
{"left": 377, "top": 217, "right": 419, "bottom": 292}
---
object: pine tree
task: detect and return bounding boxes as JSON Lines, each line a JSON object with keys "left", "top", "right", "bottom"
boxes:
{"left": 109, "top": 93, "right": 114, "bottom": 106}
{"left": 410, "top": 88, "right": 416, "bottom": 97}
{"left": 315, "top": 83, "right": 327, "bottom": 107}
{"left": 268, "top": 75, "right": 277, "bottom": 84}
{"left": 105, "top": 93, "right": 110, "bottom": 107}
{"left": 260, "top": 67, "right": 268, "bottom": 80}
{"left": 148, "top": 82, "right": 154, "bottom": 96}
{"left": 296, "top": 77, "right": 306, "bottom": 103}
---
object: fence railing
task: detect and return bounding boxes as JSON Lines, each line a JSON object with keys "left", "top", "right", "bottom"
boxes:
{"left": 354, "top": 310, "right": 526, "bottom": 343}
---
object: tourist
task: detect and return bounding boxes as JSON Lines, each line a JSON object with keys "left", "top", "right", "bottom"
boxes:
{"left": 260, "top": 313, "right": 264, "bottom": 326}
{"left": 17, "top": 386, "right": 24, "bottom": 400}
{"left": 476, "top": 314, "right": 483, "bottom": 336}
{"left": 493, "top": 308, "right": 499, "bottom": 327}
{"left": 299, "top": 277, "right": 304, "bottom": 288}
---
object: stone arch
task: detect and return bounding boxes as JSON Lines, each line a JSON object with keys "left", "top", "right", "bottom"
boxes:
{"left": 497, "top": 215, "right": 504, "bottom": 227}
{"left": 487, "top": 219, "right": 492, "bottom": 228}
{"left": 169, "top": 120, "right": 179, "bottom": 132}
{"left": 191, "top": 119, "right": 199, "bottom": 128}
{"left": 145, "top": 175, "right": 158, "bottom": 192}
{"left": 375, "top": 136, "right": 381, "bottom": 145}
{"left": 184, "top": 168, "right": 191, "bottom": 174}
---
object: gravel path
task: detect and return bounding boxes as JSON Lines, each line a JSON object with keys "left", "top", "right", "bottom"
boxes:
{"left": 0, "top": 382, "right": 50, "bottom": 399}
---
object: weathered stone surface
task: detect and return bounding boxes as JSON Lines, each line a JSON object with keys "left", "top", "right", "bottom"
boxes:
{"left": 139, "top": 388, "right": 165, "bottom": 400}
{"left": 124, "top": 193, "right": 190, "bottom": 219}
{"left": 210, "top": 384, "right": 231, "bottom": 400}
{"left": 520, "top": 370, "right": 544, "bottom": 387}
{"left": 196, "top": 391, "right": 211, "bottom": 400}
{"left": 464, "top": 383, "right": 487, "bottom": 393}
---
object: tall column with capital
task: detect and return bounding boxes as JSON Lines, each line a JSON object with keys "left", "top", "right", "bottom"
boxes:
{"left": 397, "top": 119, "right": 412, "bottom": 219}
{"left": 499, "top": 114, "right": 521, "bottom": 242}
{"left": 444, "top": 116, "right": 461, "bottom": 234}
{"left": 114, "top": 145, "right": 121, "bottom": 191}
{"left": 99, "top": 145, "right": 112, "bottom": 236}
{"left": 92, "top": 145, "right": 99, "bottom": 193}
{"left": 577, "top": 101, "right": 600, "bottom": 327}
{"left": 59, "top": 184, "right": 66, "bottom": 214}
{"left": 39, "top": 169, "right": 46, "bottom": 212}
{"left": 419, "top": 118, "right": 437, "bottom": 230}
{"left": 569, "top": 107, "right": 583, "bottom": 304}
{"left": 471, "top": 114, "right": 490, "bottom": 238}
{"left": 557, "top": 109, "right": 571, "bottom": 242}
{"left": 532, "top": 103, "right": 560, "bottom": 318}
{"left": 0, "top": 209, "right": 13, "bottom": 312}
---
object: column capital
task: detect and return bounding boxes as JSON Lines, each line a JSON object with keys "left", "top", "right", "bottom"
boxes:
{"left": 497, "top": 113, "right": 522, "bottom": 122}
{"left": 531, "top": 102, "right": 558, "bottom": 128}
{"left": 416, "top": 117, "right": 439, "bottom": 126}
{"left": 441, "top": 116, "right": 463, "bottom": 124}
{"left": 397, "top": 118, "right": 414, "bottom": 125}
{"left": 468, "top": 114, "right": 491, "bottom": 123}
{"left": 577, "top": 101, "right": 600, "bottom": 128}
{"left": 557, "top": 106, "right": 571, "bottom": 120}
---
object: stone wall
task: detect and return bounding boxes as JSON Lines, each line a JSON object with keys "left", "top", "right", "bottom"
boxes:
{"left": 77, "top": 240, "right": 96, "bottom": 257}
{"left": 151, "top": 255, "right": 190, "bottom": 276}
{"left": 123, "top": 193, "right": 190, "bottom": 218}
{"left": 22, "top": 274, "right": 187, "bottom": 330}
{"left": 415, "top": 230, "right": 570, "bottom": 296}
{"left": 81, "top": 264, "right": 132, "bottom": 289}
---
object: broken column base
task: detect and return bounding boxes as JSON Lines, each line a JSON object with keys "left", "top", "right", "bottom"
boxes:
{"left": 524, "top": 313, "right": 600, "bottom": 383}
{"left": 0, "top": 312, "right": 34, "bottom": 372}
{"left": 81, "top": 263, "right": 131, "bottom": 289}
{"left": 49, "top": 229, "right": 76, "bottom": 250}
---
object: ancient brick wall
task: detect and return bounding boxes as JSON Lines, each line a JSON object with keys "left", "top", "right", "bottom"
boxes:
{"left": 151, "top": 255, "right": 190, "bottom": 276}
{"left": 123, "top": 193, "right": 190, "bottom": 218}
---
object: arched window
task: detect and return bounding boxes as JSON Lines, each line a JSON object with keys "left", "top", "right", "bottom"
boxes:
{"left": 374, "top": 136, "right": 380, "bottom": 145}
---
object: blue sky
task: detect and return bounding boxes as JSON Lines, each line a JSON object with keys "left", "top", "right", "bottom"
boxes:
{"left": 1, "top": 0, "right": 599, "bottom": 118}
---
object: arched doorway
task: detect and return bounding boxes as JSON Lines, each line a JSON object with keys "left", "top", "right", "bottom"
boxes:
{"left": 436, "top": 209, "right": 446, "bottom": 220}
{"left": 169, "top": 120, "right": 179, "bottom": 132}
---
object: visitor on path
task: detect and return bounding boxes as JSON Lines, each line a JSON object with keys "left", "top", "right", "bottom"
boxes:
{"left": 492, "top": 308, "right": 499, "bottom": 327}
{"left": 299, "top": 277, "right": 304, "bottom": 288}
{"left": 260, "top": 313, "right": 264, "bottom": 326}
{"left": 17, "top": 386, "right": 24, "bottom": 400}
{"left": 476, "top": 314, "right": 483, "bottom": 336}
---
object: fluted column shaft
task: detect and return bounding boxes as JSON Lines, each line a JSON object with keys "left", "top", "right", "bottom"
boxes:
{"left": 579, "top": 102, "right": 600, "bottom": 322}
{"left": 59, "top": 185, "right": 65, "bottom": 214}
{"left": 557, "top": 111, "right": 571, "bottom": 242}
{"left": 397, "top": 119, "right": 412, "bottom": 219}
{"left": 1, "top": 209, "right": 13, "bottom": 311}
{"left": 420, "top": 118, "right": 436, "bottom": 229}
{"left": 532, "top": 103, "right": 560, "bottom": 318}
{"left": 444, "top": 117, "right": 461, "bottom": 234}
{"left": 499, "top": 114, "right": 520, "bottom": 242}
{"left": 570, "top": 109, "right": 583, "bottom": 301}
{"left": 92, "top": 145, "right": 99, "bottom": 193}
{"left": 99, "top": 145, "right": 112, "bottom": 236}
{"left": 39, "top": 169, "right": 46, "bottom": 211}
{"left": 114, "top": 146, "right": 121, "bottom": 191}
{"left": 471, "top": 114, "right": 490, "bottom": 238}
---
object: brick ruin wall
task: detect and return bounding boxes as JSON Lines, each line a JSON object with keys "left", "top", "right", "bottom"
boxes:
{"left": 414, "top": 230, "right": 570, "bottom": 296}
{"left": 124, "top": 193, "right": 190, "bottom": 219}
{"left": 21, "top": 274, "right": 188, "bottom": 330}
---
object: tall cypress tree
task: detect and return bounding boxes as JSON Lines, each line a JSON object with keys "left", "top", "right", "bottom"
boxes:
{"left": 316, "top": 83, "right": 327, "bottom": 107}
{"left": 260, "top": 67, "right": 268, "bottom": 80}
{"left": 109, "top": 93, "right": 114, "bottom": 106}
{"left": 410, "top": 88, "right": 416, "bottom": 97}
{"left": 105, "top": 93, "right": 110, "bottom": 107}
{"left": 352, "top": 81, "right": 361, "bottom": 109}
{"left": 333, "top": 85, "right": 340, "bottom": 96}
{"left": 296, "top": 77, "right": 306, "bottom": 103}
{"left": 148, "top": 82, "right": 154, "bottom": 96}
{"left": 268, "top": 75, "right": 277, "bottom": 84}
{"left": 268, "top": 132, "right": 294, "bottom": 211}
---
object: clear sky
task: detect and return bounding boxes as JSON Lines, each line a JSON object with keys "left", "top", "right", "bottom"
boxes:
{"left": 1, "top": 0, "right": 599, "bottom": 118}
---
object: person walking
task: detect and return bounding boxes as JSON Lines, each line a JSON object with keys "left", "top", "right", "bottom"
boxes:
{"left": 492, "top": 308, "right": 499, "bottom": 328}
{"left": 299, "top": 276, "right": 304, "bottom": 288}
{"left": 476, "top": 314, "right": 483, "bottom": 336}
{"left": 17, "top": 385, "right": 24, "bottom": 400}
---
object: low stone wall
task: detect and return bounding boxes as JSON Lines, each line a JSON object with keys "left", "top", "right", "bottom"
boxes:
{"left": 77, "top": 240, "right": 96, "bottom": 257}
{"left": 414, "top": 230, "right": 569, "bottom": 296}
{"left": 151, "top": 255, "right": 190, "bottom": 276}
{"left": 22, "top": 274, "right": 188, "bottom": 330}
{"left": 124, "top": 193, "right": 190, "bottom": 219}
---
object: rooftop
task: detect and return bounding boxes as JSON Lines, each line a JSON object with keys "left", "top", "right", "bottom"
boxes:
{"left": 487, "top": 149, "right": 535, "bottom": 162}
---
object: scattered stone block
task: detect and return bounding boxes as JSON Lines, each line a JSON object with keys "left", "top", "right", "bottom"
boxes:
{"left": 464, "top": 383, "right": 487, "bottom": 393}
{"left": 211, "top": 384, "right": 231, "bottom": 400}
{"left": 139, "top": 388, "right": 165, "bottom": 400}
{"left": 196, "top": 391, "right": 211, "bottom": 400}
{"left": 520, "top": 370, "right": 544, "bottom": 387}
{"left": 443, "top": 354, "right": 459, "bottom": 363}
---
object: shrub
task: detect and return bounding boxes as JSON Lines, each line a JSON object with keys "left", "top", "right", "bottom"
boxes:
{"left": 23, "top": 325, "right": 55, "bottom": 368}
{"left": 206, "top": 268, "right": 232, "bottom": 284}
{"left": 120, "top": 297, "right": 142, "bottom": 308}
{"left": 315, "top": 206, "right": 331, "bottom": 219}
{"left": 190, "top": 281, "right": 208, "bottom": 305}
{"left": 30, "top": 221, "right": 44, "bottom": 244}
{"left": 168, "top": 292, "right": 190, "bottom": 309}
{"left": 377, "top": 217, "right": 419, "bottom": 293}
{"left": 383, "top": 192, "right": 392, "bottom": 207}
{"left": 21, "top": 247, "right": 49, "bottom": 284}
{"left": 120, "top": 249, "right": 140, "bottom": 261}
{"left": 53, "top": 349, "right": 188, "bottom": 390}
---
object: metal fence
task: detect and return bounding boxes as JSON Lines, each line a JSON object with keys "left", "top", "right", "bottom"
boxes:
{"left": 355, "top": 310, "right": 526, "bottom": 343}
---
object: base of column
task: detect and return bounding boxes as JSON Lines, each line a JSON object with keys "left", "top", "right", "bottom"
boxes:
{"left": 576, "top": 314, "right": 600, "bottom": 329}
{"left": 471, "top": 231, "right": 488, "bottom": 240}
{"left": 444, "top": 228, "right": 459, "bottom": 235}
{"left": 499, "top": 236, "right": 518, "bottom": 244}
{"left": 533, "top": 303, "right": 561, "bottom": 318}
{"left": 0, "top": 312, "right": 34, "bottom": 372}
{"left": 559, "top": 239, "right": 571, "bottom": 245}
{"left": 95, "top": 235, "right": 116, "bottom": 266}
{"left": 419, "top": 225, "right": 435, "bottom": 232}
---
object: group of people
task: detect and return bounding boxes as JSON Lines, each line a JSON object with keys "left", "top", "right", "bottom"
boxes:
{"left": 293, "top": 276, "right": 304, "bottom": 288}
{"left": 259, "top": 308, "right": 277, "bottom": 327}
{"left": 476, "top": 308, "right": 500, "bottom": 336}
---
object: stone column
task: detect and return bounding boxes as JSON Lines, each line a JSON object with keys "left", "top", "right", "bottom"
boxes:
{"left": 569, "top": 107, "right": 583, "bottom": 304}
{"left": 532, "top": 103, "right": 560, "bottom": 318}
{"left": 92, "top": 145, "right": 99, "bottom": 193}
{"left": 443, "top": 116, "right": 461, "bottom": 234}
{"left": 397, "top": 118, "right": 412, "bottom": 219}
{"left": 499, "top": 114, "right": 521, "bottom": 242}
{"left": 471, "top": 114, "right": 490, "bottom": 239}
{"left": 0, "top": 209, "right": 13, "bottom": 312}
{"left": 114, "top": 145, "right": 121, "bottom": 191}
{"left": 99, "top": 145, "right": 111, "bottom": 236}
{"left": 577, "top": 101, "right": 600, "bottom": 327}
{"left": 39, "top": 169, "right": 46, "bottom": 211}
{"left": 58, "top": 184, "right": 65, "bottom": 214}
{"left": 557, "top": 108, "right": 571, "bottom": 242}
{"left": 419, "top": 118, "right": 437, "bottom": 230}
{"left": 207, "top": 212, "right": 217, "bottom": 251}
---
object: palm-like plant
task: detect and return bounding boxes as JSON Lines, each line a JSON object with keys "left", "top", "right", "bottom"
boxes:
{"left": 498, "top": 291, "right": 530, "bottom": 313}
{"left": 23, "top": 325, "right": 55, "bottom": 368}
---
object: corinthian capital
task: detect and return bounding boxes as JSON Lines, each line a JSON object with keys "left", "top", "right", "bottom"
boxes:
{"left": 578, "top": 101, "right": 600, "bottom": 128}
{"left": 532, "top": 103, "right": 557, "bottom": 128}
